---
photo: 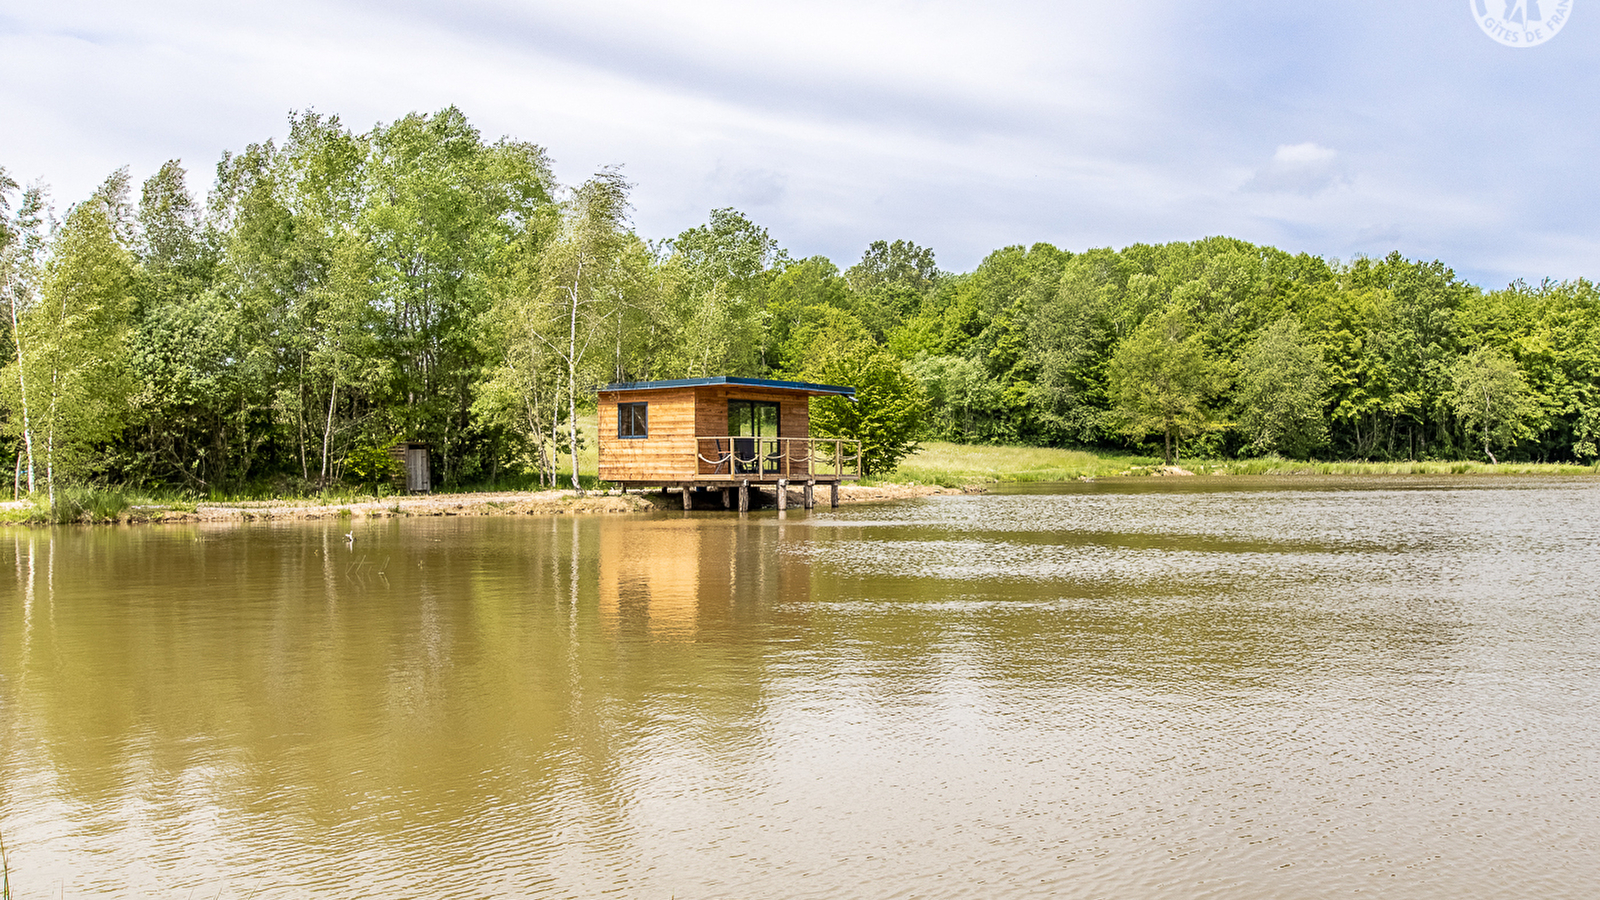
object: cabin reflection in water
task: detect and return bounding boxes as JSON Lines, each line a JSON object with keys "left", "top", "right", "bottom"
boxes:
{"left": 597, "top": 517, "right": 811, "bottom": 639}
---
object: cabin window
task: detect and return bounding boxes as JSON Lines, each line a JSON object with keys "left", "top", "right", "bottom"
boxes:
{"left": 618, "top": 402, "right": 648, "bottom": 438}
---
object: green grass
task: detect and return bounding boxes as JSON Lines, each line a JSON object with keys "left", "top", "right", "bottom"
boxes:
{"left": 1209, "top": 456, "right": 1600, "bottom": 477}
{"left": 879, "top": 442, "right": 1159, "bottom": 486}
{"left": 874, "top": 441, "right": 1600, "bottom": 486}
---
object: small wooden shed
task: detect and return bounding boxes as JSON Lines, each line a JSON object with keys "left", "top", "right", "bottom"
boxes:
{"left": 388, "top": 442, "right": 432, "bottom": 494}
{"left": 597, "top": 377, "right": 862, "bottom": 510}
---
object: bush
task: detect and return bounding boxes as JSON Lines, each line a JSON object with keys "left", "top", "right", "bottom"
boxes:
{"left": 344, "top": 442, "right": 402, "bottom": 489}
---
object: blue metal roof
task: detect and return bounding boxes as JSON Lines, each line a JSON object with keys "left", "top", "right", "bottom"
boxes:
{"left": 599, "top": 376, "right": 856, "bottom": 398}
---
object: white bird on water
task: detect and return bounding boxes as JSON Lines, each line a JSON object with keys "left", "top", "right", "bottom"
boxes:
{"left": 344, "top": 531, "right": 355, "bottom": 545}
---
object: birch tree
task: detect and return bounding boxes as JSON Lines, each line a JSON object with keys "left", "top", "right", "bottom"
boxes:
{"left": 9, "top": 173, "right": 137, "bottom": 503}
{"left": 0, "top": 169, "right": 51, "bottom": 495}
{"left": 535, "top": 169, "right": 633, "bottom": 490}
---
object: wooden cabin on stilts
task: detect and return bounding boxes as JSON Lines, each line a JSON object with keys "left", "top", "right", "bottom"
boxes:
{"left": 597, "top": 377, "right": 862, "bottom": 511}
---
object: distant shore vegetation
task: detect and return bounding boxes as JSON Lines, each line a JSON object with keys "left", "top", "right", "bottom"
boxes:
{"left": 4, "top": 106, "right": 1600, "bottom": 505}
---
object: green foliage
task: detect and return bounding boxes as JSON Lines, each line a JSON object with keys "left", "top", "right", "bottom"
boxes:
{"left": 1234, "top": 317, "right": 1329, "bottom": 457}
{"left": 344, "top": 442, "right": 401, "bottom": 488}
{"left": 793, "top": 310, "right": 927, "bottom": 476}
{"left": 1106, "top": 305, "right": 1227, "bottom": 464}
{"left": 2, "top": 171, "right": 138, "bottom": 502}
{"left": 764, "top": 256, "right": 851, "bottom": 371}
{"left": 658, "top": 208, "right": 777, "bottom": 378}
{"left": 1450, "top": 346, "right": 1541, "bottom": 463}
{"left": 905, "top": 353, "right": 1010, "bottom": 443}
{"left": 843, "top": 239, "right": 940, "bottom": 341}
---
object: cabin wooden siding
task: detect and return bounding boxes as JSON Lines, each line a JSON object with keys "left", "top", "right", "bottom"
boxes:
{"left": 597, "top": 387, "right": 698, "bottom": 482}
{"left": 597, "top": 384, "right": 816, "bottom": 483}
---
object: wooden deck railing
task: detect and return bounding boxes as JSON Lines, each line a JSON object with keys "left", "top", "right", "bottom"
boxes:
{"left": 696, "top": 436, "right": 862, "bottom": 480}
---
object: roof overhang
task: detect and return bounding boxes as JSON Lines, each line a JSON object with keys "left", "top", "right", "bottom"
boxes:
{"left": 599, "top": 376, "right": 856, "bottom": 399}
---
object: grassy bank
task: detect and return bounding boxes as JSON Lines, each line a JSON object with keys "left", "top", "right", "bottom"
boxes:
{"left": 1206, "top": 456, "right": 1600, "bottom": 477}
{"left": 873, "top": 441, "right": 1600, "bottom": 486}
{"left": 880, "top": 443, "right": 1158, "bottom": 486}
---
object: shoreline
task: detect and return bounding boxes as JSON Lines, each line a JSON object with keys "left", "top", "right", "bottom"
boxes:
{"left": 4, "top": 463, "right": 1597, "bottom": 525}
{"left": 0, "top": 482, "right": 973, "bottom": 525}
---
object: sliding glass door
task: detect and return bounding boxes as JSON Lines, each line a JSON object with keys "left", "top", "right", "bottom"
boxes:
{"left": 728, "top": 400, "right": 780, "bottom": 474}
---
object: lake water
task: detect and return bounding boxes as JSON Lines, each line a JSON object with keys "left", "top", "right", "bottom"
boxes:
{"left": 3, "top": 477, "right": 1599, "bottom": 899}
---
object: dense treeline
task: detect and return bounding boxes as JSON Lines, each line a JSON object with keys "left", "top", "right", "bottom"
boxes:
{"left": 3, "top": 107, "right": 1598, "bottom": 497}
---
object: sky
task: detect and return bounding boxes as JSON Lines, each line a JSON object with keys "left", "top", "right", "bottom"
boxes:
{"left": 1, "top": 0, "right": 1595, "bottom": 287}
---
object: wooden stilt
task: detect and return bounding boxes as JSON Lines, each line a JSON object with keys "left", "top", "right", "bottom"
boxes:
{"left": 721, "top": 487, "right": 731, "bottom": 509}
{"left": 830, "top": 482, "right": 839, "bottom": 508}
{"left": 804, "top": 479, "right": 815, "bottom": 509}
{"left": 681, "top": 485, "right": 692, "bottom": 510}
{"left": 738, "top": 480, "right": 750, "bottom": 512}
{"left": 776, "top": 479, "right": 788, "bottom": 510}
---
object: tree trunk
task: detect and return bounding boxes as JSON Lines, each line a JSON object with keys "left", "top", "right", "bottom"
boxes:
{"left": 1483, "top": 389, "right": 1493, "bottom": 465}
{"left": 6, "top": 279, "right": 35, "bottom": 494}
{"left": 566, "top": 263, "right": 585, "bottom": 494}
{"left": 45, "top": 367, "right": 57, "bottom": 509}
{"left": 320, "top": 377, "right": 338, "bottom": 487}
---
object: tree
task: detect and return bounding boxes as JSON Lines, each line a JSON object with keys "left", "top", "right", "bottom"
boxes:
{"left": 537, "top": 168, "right": 634, "bottom": 490}
{"left": 6, "top": 172, "right": 138, "bottom": 503}
{"left": 762, "top": 256, "right": 851, "bottom": 372}
{"left": 792, "top": 309, "right": 926, "bottom": 476}
{"left": 846, "top": 239, "right": 939, "bottom": 295}
{"left": 1, "top": 168, "right": 50, "bottom": 495}
{"left": 844, "top": 239, "right": 940, "bottom": 341}
{"left": 1234, "top": 317, "right": 1328, "bottom": 457}
{"left": 905, "top": 354, "right": 1006, "bottom": 443}
{"left": 1026, "top": 247, "right": 1138, "bottom": 444}
{"left": 1450, "top": 346, "right": 1539, "bottom": 463}
{"left": 1106, "top": 305, "right": 1225, "bottom": 465}
{"left": 360, "top": 109, "right": 552, "bottom": 484}
{"left": 660, "top": 208, "right": 777, "bottom": 377}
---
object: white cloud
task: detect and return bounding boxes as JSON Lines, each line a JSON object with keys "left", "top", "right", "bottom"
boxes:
{"left": 1242, "top": 143, "right": 1349, "bottom": 197}
{"left": 1, "top": 1, "right": 1598, "bottom": 283}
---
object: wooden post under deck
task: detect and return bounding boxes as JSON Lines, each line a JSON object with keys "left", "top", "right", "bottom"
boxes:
{"left": 777, "top": 479, "right": 787, "bottom": 510}
{"left": 721, "top": 487, "right": 731, "bottom": 509}
{"left": 830, "top": 482, "right": 839, "bottom": 508}
{"left": 804, "top": 479, "right": 815, "bottom": 509}
{"left": 738, "top": 480, "right": 750, "bottom": 512}
{"left": 681, "top": 485, "right": 692, "bottom": 510}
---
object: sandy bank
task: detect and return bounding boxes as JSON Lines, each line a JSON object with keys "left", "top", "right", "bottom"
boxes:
{"left": 98, "top": 482, "right": 972, "bottom": 523}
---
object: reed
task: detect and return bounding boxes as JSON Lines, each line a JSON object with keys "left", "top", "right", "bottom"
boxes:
{"left": 2, "top": 827, "right": 11, "bottom": 900}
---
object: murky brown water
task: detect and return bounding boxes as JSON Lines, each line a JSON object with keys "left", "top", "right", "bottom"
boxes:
{"left": 3, "top": 477, "right": 1599, "bottom": 899}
